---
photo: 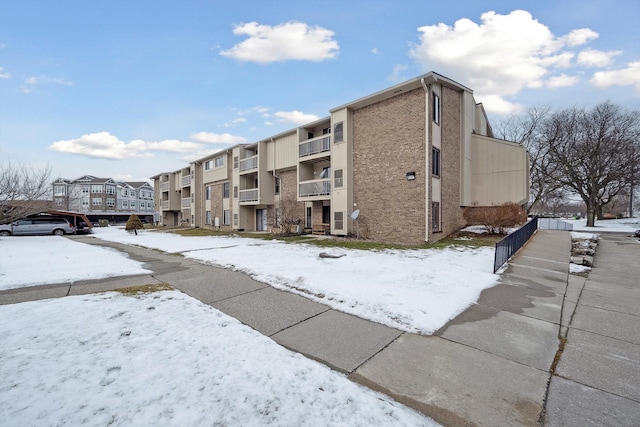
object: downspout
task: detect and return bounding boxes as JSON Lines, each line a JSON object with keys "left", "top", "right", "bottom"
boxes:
{"left": 421, "top": 77, "right": 431, "bottom": 243}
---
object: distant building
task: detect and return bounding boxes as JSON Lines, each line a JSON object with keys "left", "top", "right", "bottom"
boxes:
{"left": 152, "top": 72, "right": 530, "bottom": 244}
{"left": 52, "top": 175, "right": 154, "bottom": 223}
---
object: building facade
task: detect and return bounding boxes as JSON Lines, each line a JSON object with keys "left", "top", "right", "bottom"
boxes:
{"left": 52, "top": 175, "right": 155, "bottom": 222}
{"left": 152, "top": 72, "right": 530, "bottom": 244}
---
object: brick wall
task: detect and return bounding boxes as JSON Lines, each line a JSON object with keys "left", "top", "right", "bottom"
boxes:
{"left": 352, "top": 88, "right": 427, "bottom": 245}
{"left": 436, "top": 86, "right": 466, "bottom": 240}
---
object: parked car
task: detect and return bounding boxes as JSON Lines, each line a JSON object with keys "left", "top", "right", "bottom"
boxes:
{"left": 0, "top": 217, "right": 76, "bottom": 236}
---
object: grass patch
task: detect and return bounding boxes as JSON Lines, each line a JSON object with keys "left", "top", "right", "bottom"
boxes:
{"left": 113, "top": 283, "right": 174, "bottom": 295}
{"left": 154, "top": 228, "right": 501, "bottom": 250}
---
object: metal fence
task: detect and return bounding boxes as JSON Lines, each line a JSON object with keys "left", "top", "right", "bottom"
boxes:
{"left": 493, "top": 216, "right": 539, "bottom": 273}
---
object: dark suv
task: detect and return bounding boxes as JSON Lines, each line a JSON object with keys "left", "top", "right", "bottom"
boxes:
{"left": 0, "top": 217, "right": 76, "bottom": 236}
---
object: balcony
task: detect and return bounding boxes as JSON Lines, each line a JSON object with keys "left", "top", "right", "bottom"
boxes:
{"left": 299, "top": 179, "right": 331, "bottom": 197}
{"left": 181, "top": 197, "right": 191, "bottom": 207}
{"left": 299, "top": 135, "right": 331, "bottom": 158}
{"left": 239, "top": 155, "right": 258, "bottom": 172}
{"left": 239, "top": 188, "right": 259, "bottom": 203}
{"left": 161, "top": 201, "right": 170, "bottom": 210}
{"left": 161, "top": 182, "right": 169, "bottom": 191}
{"left": 182, "top": 175, "right": 192, "bottom": 187}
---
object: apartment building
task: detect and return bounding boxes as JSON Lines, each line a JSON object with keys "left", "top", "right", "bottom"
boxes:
{"left": 152, "top": 72, "right": 530, "bottom": 245}
{"left": 52, "top": 175, "right": 155, "bottom": 222}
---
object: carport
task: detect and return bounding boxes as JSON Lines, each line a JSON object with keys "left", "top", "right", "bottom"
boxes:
{"left": 42, "top": 210, "right": 94, "bottom": 233}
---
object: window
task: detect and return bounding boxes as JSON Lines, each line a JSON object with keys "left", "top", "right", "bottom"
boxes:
{"left": 106, "top": 198, "right": 115, "bottom": 207}
{"left": 334, "top": 169, "right": 343, "bottom": 188}
{"left": 433, "top": 93, "right": 440, "bottom": 124}
{"left": 223, "top": 182, "right": 230, "bottom": 198}
{"left": 82, "top": 200, "right": 89, "bottom": 207}
{"left": 322, "top": 127, "right": 331, "bottom": 135}
{"left": 233, "top": 186, "right": 238, "bottom": 198}
{"left": 92, "top": 198, "right": 102, "bottom": 206}
{"left": 233, "top": 156, "right": 238, "bottom": 169}
{"left": 54, "top": 186, "right": 66, "bottom": 196}
{"left": 122, "top": 200, "right": 129, "bottom": 208}
{"left": 432, "top": 202, "right": 441, "bottom": 232}
{"left": 82, "top": 186, "right": 89, "bottom": 194}
{"left": 106, "top": 186, "right": 115, "bottom": 195}
{"left": 91, "top": 185, "right": 103, "bottom": 193}
{"left": 319, "top": 167, "right": 331, "bottom": 179}
{"left": 334, "top": 212, "right": 344, "bottom": 230}
{"left": 205, "top": 160, "right": 213, "bottom": 170}
{"left": 223, "top": 209, "right": 230, "bottom": 225}
{"left": 130, "top": 201, "right": 136, "bottom": 209}
{"left": 432, "top": 147, "right": 440, "bottom": 177}
{"left": 205, "top": 211, "right": 212, "bottom": 225}
{"left": 55, "top": 198, "right": 64, "bottom": 206}
{"left": 274, "top": 177, "right": 280, "bottom": 195}
{"left": 334, "top": 122, "right": 343, "bottom": 143}
{"left": 147, "top": 201, "right": 153, "bottom": 208}
{"left": 205, "top": 186, "right": 211, "bottom": 200}
{"left": 234, "top": 213, "right": 238, "bottom": 226}
{"left": 214, "top": 156, "right": 224, "bottom": 167}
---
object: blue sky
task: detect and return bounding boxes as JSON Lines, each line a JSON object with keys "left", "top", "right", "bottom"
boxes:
{"left": 1, "top": 0, "right": 639, "bottom": 182}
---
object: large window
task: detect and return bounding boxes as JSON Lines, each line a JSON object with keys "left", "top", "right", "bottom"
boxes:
{"left": 334, "top": 211, "right": 344, "bottom": 230}
{"left": 92, "top": 197, "right": 102, "bottom": 206}
{"left": 334, "top": 122, "right": 344, "bottom": 143}
{"left": 433, "top": 93, "right": 440, "bottom": 125}
{"left": 106, "top": 198, "right": 115, "bottom": 207}
{"left": 334, "top": 169, "right": 343, "bottom": 188}
{"left": 432, "top": 147, "right": 440, "bottom": 177}
{"left": 215, "top": 156, "right": 224, "bottom": 167}
{"left": 54, "top": 186, "right": 66, "bottom": 196}
{"left": 106, "top": 186, "right": 116, "bottom": 195}
{"left": 91, "top": 185, "right": 103, "bottom": 193}
{"left": 432, "top": 202, "right": 441, "bottom": 232}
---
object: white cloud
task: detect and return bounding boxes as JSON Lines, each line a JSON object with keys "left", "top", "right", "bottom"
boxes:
{"left": 222, "top": 117, "right": 247, "bottom": 127}
{"left": 577, "top": 48, "right": 622, "bottom": 67}
{"left": 49, "top": 132, "right": 150, "bottom": 160}
{"left": 273, "top": 110, "right": 320, "bottom": 126}
{"left": 372, "top": 48, "right": 381, "bottom": 55}
{"left": 545, "top": 74, "right": 580, "bottom": 88}
{"left": 48, "top": 131, "right": 248, "bottom": 161}
{"left": 20, "top": 75, "right": 74, "bottom": 93}
{"left": 220, "top": 21, "right": 339, "bottom": 63}
{"left": 0, "top": 66, "right": 10, "bottom": 79}
{"left": 590, "top": 61, "right": 640, "bottom": 93}
{"left": 408, "top": 10, "right": 605, "bottom": 114}
{"left": 190, "top": 131, "right": 247, "bottom": 144}
{"left": 387, "top": 64, "right": 408, "bottom": 83}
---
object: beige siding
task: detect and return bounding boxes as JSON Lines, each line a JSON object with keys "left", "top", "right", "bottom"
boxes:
{"left": 267, "top": 132, "right": 298, "bottom": 171}
{"left": 471, "top": 135, "right": 530, "bottom": 206}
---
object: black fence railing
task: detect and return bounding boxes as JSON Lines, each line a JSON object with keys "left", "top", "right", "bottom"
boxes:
{"left": 493, "top": 216, "right": 539, "bottom": 273}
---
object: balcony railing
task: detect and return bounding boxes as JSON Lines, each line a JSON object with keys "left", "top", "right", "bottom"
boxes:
{"left": 239, "top": 188, "right": 259, "bottom": 202}
{"left": 299, "top": 136, "right": 331, "bottom": 158}
{"left": 181, "top": 197, "right": 191, "bottom": 207}
{"left": 299, "top": 179, "right": 331, "bottom": 197}
{"left": 239, "top": 155, "right": 258, "bottom": 171}
{"left": 161, "top": 182, "right": 169, "bottom": 191}
{"left": 161, "top": 201, "right": 170, "bottom": 209}
{"left": 182, "top": 176, "right": 191, "bottom": 187}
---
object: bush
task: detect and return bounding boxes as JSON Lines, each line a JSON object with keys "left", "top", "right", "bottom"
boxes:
{"left": 125, "top": 214, "right": 144, "bottom": 235}
{"left": 463, "top": 202, "right": 527, "bottom": 234}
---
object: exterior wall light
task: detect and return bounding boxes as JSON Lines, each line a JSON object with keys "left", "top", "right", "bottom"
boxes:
{"left": 406, "top": 172, "right": 416, "bottom": 181}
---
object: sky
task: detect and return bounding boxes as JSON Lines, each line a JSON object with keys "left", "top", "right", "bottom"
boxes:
{"left": 1, "top": 0, "right": 639, "bottom": 183}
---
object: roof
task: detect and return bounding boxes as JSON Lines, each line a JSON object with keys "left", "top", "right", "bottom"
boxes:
{"left": 330, "top": 71, "right": 473, "bottom": 112}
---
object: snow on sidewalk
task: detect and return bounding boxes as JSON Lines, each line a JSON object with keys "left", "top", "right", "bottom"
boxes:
{"left": 0, "top": 290, "right": 439, "bottom": 426}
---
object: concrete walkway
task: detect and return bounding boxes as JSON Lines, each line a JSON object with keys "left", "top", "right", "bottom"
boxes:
{"left": 1, "top": 229, "right": 638, "bottom": 426}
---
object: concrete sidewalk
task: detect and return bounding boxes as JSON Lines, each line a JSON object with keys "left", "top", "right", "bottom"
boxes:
{"left": 1, "top": 229, "right": 638, "bottom": 426}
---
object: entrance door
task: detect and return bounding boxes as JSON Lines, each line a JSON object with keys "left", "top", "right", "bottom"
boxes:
{"left": 256, "top": 209, "right": 268, "bottom": 231}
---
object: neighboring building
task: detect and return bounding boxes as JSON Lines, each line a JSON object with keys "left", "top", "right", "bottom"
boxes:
{"left": 52, "top": 175, "right": 155, "bottom": 223}
{"left": 152, "top": 72, "right": 530, "bottom": 244}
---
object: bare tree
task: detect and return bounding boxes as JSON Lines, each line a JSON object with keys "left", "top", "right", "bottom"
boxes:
{"left": 540, "top": 102, "right": 640, "bottom": 227}
{"left": 0, "top": 162, "right": 52, "bottom": 223}
{"left": 274, "top": 194, "right": 303, "bottom": 235}
{"left": 493, "top": 106, "right": 562, "bottom": 213}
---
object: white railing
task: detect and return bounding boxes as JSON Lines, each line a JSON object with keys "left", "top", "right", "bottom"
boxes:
{"left": 181, "top": 197, "right": 191, "bottom": 207}
{"left": 161, "top": 201, "right": 169, "bottom": 209}
{"left": 182, "top": 176, "right": 191, "bottom": 186}
{"left": 299, "top": 136, "right": 331, "bottom": 157}
{"left": 299, "top": 179, "right": 331, "bottom": 197}
{"left": 239, "top": 155, "right": 258, "bottom": 171}
{"left": 161, "top": 182, "right": 169, "bottom": 191}
{"left": 239, "top": 188, "right": 259, "bottom": 202}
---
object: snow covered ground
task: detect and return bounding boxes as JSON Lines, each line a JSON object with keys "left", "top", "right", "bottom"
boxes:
{"left": 565, "top": 217, "right": 640, "bottom": 232}
{"left": 1, "top": 290, "right": 438, "bottom": 426}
